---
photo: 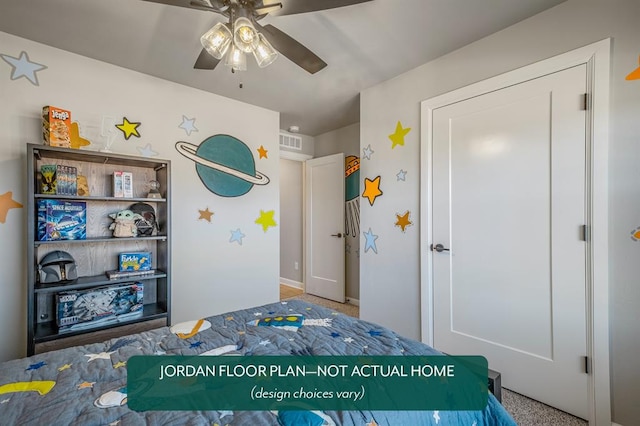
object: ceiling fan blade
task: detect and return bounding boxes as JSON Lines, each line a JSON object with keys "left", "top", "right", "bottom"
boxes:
{"left": 142, "top": 0, "right": 226, "bottom": 13}
{"left": 194, "top": 48, "right": 221, "bottom": 70}
{"left": 257, "top": 23, "right": 327, "bottom": 74}
{"left": 265, "top": 0, "right": 373, "bottom": 16}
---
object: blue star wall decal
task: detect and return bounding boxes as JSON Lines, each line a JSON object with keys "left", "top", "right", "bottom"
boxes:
{"left": 363, "top": 228, "right": 379, "bottom": 254}
{"left": 179, "top": 115, "right": 198, "bottom": 136}
{"left": 362, "top": 144, "right": 374, "bottom": 160}
{"left": 229, "top": 228, "right": 246, "bottom": 245}
{"left": 396, "top": 169, "right": 407, "bottom": 181}
{"left": 1, "top": 51, "right": 47, "bottom": 86}
{"left": 137, "top": 143, "right": 158, "bottom": 158}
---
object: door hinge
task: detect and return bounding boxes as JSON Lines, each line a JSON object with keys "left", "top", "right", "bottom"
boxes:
{"left": 580, "top": 225, "right": 590, "bottom": 242}
{"left": 582, "top": 93, "right": 589, "bottom": 111}
{"left": 584, "top": 356, "right": 591, "bottom": 374}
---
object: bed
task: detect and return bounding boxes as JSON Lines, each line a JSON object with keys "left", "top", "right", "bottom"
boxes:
{"left": 0, "top": 300, "right": 516, "bottom": 425}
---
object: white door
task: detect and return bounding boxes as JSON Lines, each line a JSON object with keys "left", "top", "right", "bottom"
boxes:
{"left": 432, "top": 65, "right": 588, "bottom": 418}
{"left": 305, "top": 153, "right": 345, "bottom": 302}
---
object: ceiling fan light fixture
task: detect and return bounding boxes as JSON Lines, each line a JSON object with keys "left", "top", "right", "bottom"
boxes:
{"left": 233, "top": 16, "right": 259, "bottom": 53}
{"left": 224, "top": 44, "right": 247, "bottom": 71}
{"left": 200, "top": 22, "right": 232, "bottom": 59}
{"left": 253, "top": 33, "right": 278, "bottom": 68}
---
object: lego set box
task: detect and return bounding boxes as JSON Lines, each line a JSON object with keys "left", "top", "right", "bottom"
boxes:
{"left": 56, "top": 282, "right": 144, "bottom": 332}
{"left": 37, "top": 200, "right": 86, "bottom": 241}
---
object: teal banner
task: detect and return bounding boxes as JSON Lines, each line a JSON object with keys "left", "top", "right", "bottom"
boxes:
{"left": 128, "top": 355, "right": 488, "bottom": 411}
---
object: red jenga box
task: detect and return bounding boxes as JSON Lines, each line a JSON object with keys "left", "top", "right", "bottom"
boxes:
{"left": 43, "top": 106, "right": 71, "bottom": 147}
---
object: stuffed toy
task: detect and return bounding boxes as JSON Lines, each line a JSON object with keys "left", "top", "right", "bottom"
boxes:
{"left": 109, "top": 209, "right": 142, "bottom": 237}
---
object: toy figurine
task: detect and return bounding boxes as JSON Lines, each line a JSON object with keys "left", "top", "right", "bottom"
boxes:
{"left": 109, "top": 209, "right": 142, "bottom": 237}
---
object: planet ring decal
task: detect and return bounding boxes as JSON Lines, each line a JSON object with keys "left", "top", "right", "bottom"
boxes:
{"left": 176, "top": 142, "right": 269, "bottom": 185}
{"left": 175, "top": 135, "right": 270, "bottom": 197}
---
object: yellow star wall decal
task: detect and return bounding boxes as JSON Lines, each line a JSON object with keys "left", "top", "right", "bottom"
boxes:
{"left": 255, "top": 209, "right": 277, "bottom": 232}
{"left": 395, "top": 210, "right": 413, "bottom": 232}
{"left": 0, "top": 191, "right": 23, "bottom": 223}
{"left": 626, "top": 55, "right": 640, "bottom": 80}
{"left": 257, "top": 145, "right": 268, "bottom": 159}
{"left": 362, "top": 176, "right": 383, "bottom": 206}
{"left": 115, "top": 117, "right": 141, "bottom": 140}
{"left": 69, "top": 122, "right": 91, "bottom": 149}
{"left": 198, "top": 207, "right": 214, "bottom": 222}
{"left": 388, "top": 121, "right": 411, "bottom": 149}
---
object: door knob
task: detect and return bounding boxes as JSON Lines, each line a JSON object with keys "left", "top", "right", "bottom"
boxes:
{"left": 430, "top": 243, "right": 450, "bottom": 252}
{"left": 331, "top": 233, "right": 343, "bottom": 238}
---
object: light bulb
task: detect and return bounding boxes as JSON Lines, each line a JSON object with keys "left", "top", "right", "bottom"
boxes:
{"left": 233, "top": 17, "right": 259, "bottom": 53}
{"left": 200, "top": 23, "right": 232, "bottom": 59}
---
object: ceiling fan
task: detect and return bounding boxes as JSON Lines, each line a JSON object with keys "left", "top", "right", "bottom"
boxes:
{"left": 143, "top": 0, "right": 373, "bottom": 74}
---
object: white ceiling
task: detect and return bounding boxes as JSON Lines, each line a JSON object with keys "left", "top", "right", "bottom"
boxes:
{"left": 0, "top": 0, "right": 566, "bottom": 136}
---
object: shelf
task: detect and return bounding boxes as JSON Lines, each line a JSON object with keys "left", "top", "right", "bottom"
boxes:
{"left": 35, "top": 235, "right": 168, "bottom": 246}
{"left": 33, "top": 145, "right": 169, "bottom": 170}
{"left": 34, "top": 303, "right": 168, "bottom": 343}
{"left": 35, "top": 271, "right": 167, "bottom": 293}
{"left": 35, "top": 194, "right": 167, "bottom": 203}
{"left": 27, "top": 143, "right": 171, "bottom": 356}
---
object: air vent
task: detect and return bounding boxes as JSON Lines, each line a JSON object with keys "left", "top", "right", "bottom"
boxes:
{"left": 279, "top": 133, "right": 302, "bottom": 151}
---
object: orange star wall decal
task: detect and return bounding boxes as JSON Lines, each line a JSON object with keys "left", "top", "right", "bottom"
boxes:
{"left": 115, "top": 117, "right": 141, "bottom": 140}
{"left": 198, "top": 207, "right": 214, "bottom": 222}
{"left": 69, "top": 122, "right": 91, "bottom": 149}
{"left": 362, "top": 176, "right": 383, "bottom": 206}
{"left": 0, "top": 191, "right": 23, "bottom": 223}
{"left": 626, "top": 55, "right": 640, "bottom": 80}
{"left": 257, "top": 145, "right": 268, "bottom": 159}
{"left": 388, "top": 121, "right": 411, "bottom": 149}
{"left": 395, "top": 210, "right": 413, "bottom": 232}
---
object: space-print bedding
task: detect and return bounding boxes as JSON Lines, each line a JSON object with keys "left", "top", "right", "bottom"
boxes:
{"left": 0, "top": 300, "right": 515, "bottom": 425}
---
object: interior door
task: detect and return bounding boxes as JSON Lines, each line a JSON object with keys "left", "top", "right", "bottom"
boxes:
{"left": 431, "top": 65, "right": 588, "bottom": 419}
{"left": 305, "top": 153, "right": 345, "bottom": 302}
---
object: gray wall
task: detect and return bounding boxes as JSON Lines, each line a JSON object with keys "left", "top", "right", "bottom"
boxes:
{"left": 279, "top": 158, "right": 303, "bottom": 284}
{"left": 315, "top": 123, "right": 361, "bottom": 301}
{"left": 359, "top": 0, "right": 640, "bottom": 424}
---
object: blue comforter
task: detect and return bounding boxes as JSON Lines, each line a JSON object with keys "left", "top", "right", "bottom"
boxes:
{"left": 0, "top": 300, "right": 516, "bottom": 425}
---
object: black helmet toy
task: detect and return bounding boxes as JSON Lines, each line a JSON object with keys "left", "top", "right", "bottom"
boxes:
{"left": 38, "top": 250, "right": 78, "bottom": 283}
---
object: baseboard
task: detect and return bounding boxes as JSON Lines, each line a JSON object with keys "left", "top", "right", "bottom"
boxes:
{"left": 612, "top": 422, "right": 623, "bottom": 426}
{"left": 346, "top": 297, "right": 360, "bottom": 306}
{"left": 280, "top": 278, "right": 303, "bottom": 289}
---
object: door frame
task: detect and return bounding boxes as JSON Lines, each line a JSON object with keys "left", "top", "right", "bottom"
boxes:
{"left": 419, "top": 39, "right": 611, "bottom": 425}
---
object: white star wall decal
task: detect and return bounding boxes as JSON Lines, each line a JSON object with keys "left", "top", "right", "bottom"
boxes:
{"left": 1, "top": 51, "right": 47, "bottom": 85}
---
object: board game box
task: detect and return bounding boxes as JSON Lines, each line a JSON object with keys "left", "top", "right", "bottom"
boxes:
{"left": 56, "top": 282, "right": 144, "bottom": 332}
{"left": 118, "top": 252, "right": 152, "bottom": 272}
{"left": 37, "top": 199, "right": 86, "bottom": 241}
{"left": 43, "top": 106, "right": 71, "bottom": 148}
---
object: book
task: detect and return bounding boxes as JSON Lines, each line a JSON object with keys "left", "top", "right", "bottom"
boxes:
{"left": 113, "top": 171, "right": 124, "bottom": 197}
{"left": 123, "top": 171, "right": 133, "bottom": 198}
{"left": 40, "top": 165, "right": 57, "bottom": 194}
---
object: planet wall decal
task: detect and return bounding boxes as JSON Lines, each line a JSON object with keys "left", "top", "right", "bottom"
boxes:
{"left": 176, "top": 134, "right": 270, "bottom": 197}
